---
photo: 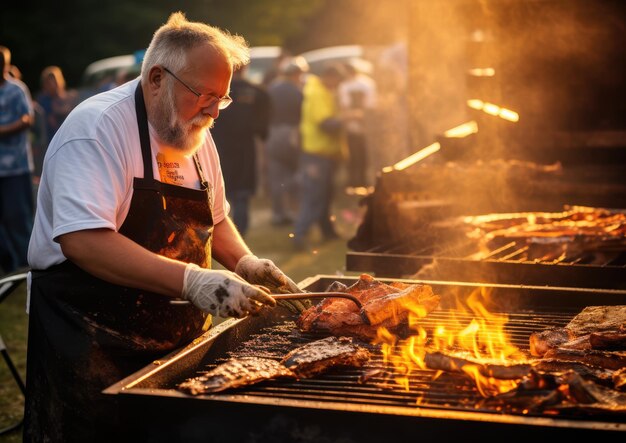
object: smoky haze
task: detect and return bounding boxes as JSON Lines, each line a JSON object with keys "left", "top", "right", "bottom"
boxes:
{"left": 404, "top": 0, "right": 626, "bottom": 141}
{"left": 350, "top": 0, "right": 626, "bottom": 284}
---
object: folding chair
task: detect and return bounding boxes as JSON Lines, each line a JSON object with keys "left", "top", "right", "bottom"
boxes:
{"left": 0, "top": 271, "right": 28, "bottom": 436}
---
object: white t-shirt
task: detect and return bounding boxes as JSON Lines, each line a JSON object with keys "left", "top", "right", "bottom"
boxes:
{"left": 338, "top": 73, "right": 377, "bottom": 134}
{"left": 28, "top": 78, "right": 229, "bottom": 270}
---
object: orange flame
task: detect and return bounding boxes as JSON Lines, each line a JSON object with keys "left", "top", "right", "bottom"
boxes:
{"left": 375, "top": 287, "right": 527, "bottom": 397}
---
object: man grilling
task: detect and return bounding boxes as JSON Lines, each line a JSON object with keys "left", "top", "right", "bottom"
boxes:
{"left": 24, "top": 12, "right": 301, "bottom": 442}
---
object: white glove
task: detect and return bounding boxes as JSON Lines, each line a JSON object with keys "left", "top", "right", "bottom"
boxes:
{"left": 235, "top": 255, "right": 310, "bottom": 314}
{"left": 182, "top": 263, "right": 276, "bottom": 318}
{"left": 235, "top": 254, "right": 300, "bottom": 293}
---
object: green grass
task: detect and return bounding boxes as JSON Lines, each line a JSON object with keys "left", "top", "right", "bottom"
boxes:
{"left": 0, "top": 188, "right": 365, "bottom": 442}
{"left": 0, "top": 282, "right": 28, "bottom": 443}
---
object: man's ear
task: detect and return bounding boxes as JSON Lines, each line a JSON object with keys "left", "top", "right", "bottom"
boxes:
{"left": 147, "top": 65, "right": 164, "bottom": 95}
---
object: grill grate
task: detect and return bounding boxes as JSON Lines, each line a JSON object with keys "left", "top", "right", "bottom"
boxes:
{"left": 361, "top": 233, "right": 626, "bottom": 268}
{"left": 346, "top": 236, "right": 626, "bottom": 288}
{"left": 347, "top": 207, "right": 626, "bottom": 288}
{"left": 178, "top": 308, "right": 607, "bottom": 419}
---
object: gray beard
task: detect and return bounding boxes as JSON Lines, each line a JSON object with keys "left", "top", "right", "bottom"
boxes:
{"left": 151, "top": 83, "right": 214, "bottom": 154}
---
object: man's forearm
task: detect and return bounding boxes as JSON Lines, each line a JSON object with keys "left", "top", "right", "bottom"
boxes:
{"left": 58, "top": 228, "right": 187, "bottom": 298}
{"left": 0, "top": 114, "right": 31, "bottom": 136}
{"left": 211, "top": 217, "right": 252, "bottom": 271}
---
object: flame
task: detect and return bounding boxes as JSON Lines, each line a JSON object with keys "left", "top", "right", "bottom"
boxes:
{"left": 375, "top": 287, "right": 526, "bottom": 398}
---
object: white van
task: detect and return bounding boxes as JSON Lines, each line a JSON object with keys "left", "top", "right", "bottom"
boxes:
{"left": 81, "top": 50, "right": 145, "bottom": 90}
{"left": 297, "top": 45, "right": 373, "bottom": 76}
{"left": 82, "top": 47, "right": 281, "bottom": 91}
{"left": 244, "top": 46, "right": 282, "bottom": 84}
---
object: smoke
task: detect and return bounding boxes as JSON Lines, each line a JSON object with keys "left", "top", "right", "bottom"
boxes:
{"left": 405, "top": 0, "right": 626, "bottom": 143}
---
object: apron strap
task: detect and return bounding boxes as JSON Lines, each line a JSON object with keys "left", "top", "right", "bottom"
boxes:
{"left": 193, "top": 153, "right": 210, "bottom": 191}
{"left": 134, "top": 82, "right": 159, "bottom": 191}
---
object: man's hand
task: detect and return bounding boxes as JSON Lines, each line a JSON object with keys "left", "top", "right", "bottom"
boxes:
{"left": 235, "top": 255, "right": 311, "bottom": 314}
{"left": 183, "top": 263, "right": 276, "bottom": 318}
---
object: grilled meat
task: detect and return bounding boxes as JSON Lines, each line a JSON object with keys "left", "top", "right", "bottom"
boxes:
{"left": 614, "top": 367, "right": 626, "bottom": 391}
{"left": 533, "top": 359, "right": 616, "bottom": 387}
{"left": 281, "top": 336, "right": 370, "bottom": 378}
{"left": 297, "top": 274, "right": 440, "bottom": 340}
{"left": 178, "top": 357, "right": 295, "bottom": 395}
{"left": 445, "top": 206, "right": 626, "bottom": 261}
{"left": 530, "top": 306, "right": 626, "bottom": 365}
{"left": 590, "top": 331, "right": 626, "bottom": 350}
{"left": 178, "top": 337, "right": 371, "bottom": 395}
{"left": 361, "top": 284, "right": 440, "bottom": 325}
{"left": 542, "top": 348, "right": 626, "bottom": 371}
{"left": 567, "top": 306, "right": 626, "bottom": 336}
{"left": 529, "top": 327, "right": 573, "bottom": 357}
{"left": 423, "top": 350, "right": 532, "bottom": 380}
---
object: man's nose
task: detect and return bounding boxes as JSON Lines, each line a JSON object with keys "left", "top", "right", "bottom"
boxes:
{"left": 201, "top": 102, "right": 220, "bottom": 119}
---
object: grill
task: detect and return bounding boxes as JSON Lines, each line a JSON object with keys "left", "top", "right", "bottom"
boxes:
{"left": 345, "top": 0, "right": 626, "bottom": 291}
{"left": 347, "top": 143, "right": 626, "bottom": 288}
{"left": 346, "top": 207, "right": 626, "bottom": 289}
{"left": 105, "top": 276, "right": 626, "bottom": 441}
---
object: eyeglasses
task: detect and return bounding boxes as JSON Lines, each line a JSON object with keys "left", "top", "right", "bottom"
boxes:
{"left": 162, "top": 66, "right": 233, "bottom": 110}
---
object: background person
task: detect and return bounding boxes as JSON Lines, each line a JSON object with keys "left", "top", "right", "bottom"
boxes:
{"left": 35, "top": 65, "right": 79, "bottom": 146}
{"left": 24, "top": 12, "right": 302, "bottom": 442}
{"left": 265, "top": 55, "right": 309, "bottom": 226}
{"left": 0, "top": 45, "right": 34, "bottom": 275}
{"left": 338, "top": 58, "right": 377, "bottom": 189}
{"left": 292, "top": 63, "right": 347, "bottom": 251}
{"left": 212, "top": 64, "right": 270, "bottom": 237}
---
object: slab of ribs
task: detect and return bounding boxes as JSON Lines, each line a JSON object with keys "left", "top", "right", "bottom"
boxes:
{"left": 178, "top": 336, "right": 370, "bottom": 395}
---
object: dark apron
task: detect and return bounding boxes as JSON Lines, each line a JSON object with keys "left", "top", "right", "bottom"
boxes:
{"left": 23, "top": 84, "right": 214, "bottom": 443}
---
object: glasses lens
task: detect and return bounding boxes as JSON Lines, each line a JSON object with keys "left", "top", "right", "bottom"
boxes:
{"left": 197, "top": 95, "right": 232, "bottom": 110}
{"left": 218, "top": 96, "right": 232, "bottom": 110}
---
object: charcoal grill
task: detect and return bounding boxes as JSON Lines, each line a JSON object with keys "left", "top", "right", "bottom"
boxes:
{"left": 346, "top": 218, "right": 626, "bottom": 289}
{"left": 105, "top": 275, "right": 626, "bottom": 442}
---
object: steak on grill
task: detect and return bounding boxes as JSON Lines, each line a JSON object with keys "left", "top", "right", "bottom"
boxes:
{"left": 281, "top": 336, "right": 371, "bottom": 378}
{"left": 177, "top": 356, "right": 296, "bottom": 395}
{"left": 529, "top": 305, "right": 626, "bottom": 357}
{"left": 529, "top": 305, "right": 626, "bottom": 375}
{"left": 296, "top": 274, "right": 440, "bottom": 340}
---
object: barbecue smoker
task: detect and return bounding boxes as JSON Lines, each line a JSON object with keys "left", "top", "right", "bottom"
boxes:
{"left": 347, "top": 0, "right": 626, "bottom": 290}
{"left": 105, "top": 276, "right": 626, "bottom": 442}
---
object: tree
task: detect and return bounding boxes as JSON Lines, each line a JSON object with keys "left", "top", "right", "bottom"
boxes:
{"left": 1, "top": 0, "right": 323, "bottom": 91}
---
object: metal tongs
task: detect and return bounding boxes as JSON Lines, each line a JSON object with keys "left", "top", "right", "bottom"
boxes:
{"left": 172, "top": 286, "right": 370, "bottom": 324}
{"left": 271, "top": 292, "right": 371, "bottom": 325}
{"left": 271, "top": 292, "right": 364, "bottom": 310}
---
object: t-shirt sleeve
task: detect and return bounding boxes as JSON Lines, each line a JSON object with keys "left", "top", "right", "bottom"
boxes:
{"left": 46, "top": 137, "right": 130, "bottom": 242}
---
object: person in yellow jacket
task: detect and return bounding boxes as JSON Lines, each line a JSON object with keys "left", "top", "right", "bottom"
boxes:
{"left": 293, "top": 64, "right": 347, "bottom": 250}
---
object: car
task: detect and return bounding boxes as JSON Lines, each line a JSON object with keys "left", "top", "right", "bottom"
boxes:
{"left": 81, "top": 50, "right": 145, "bottom": 89}
{"left": 243, "top": 46, "right": 282, "bottom": 85}
{"left": 297, "top": 45, "right": 374, "bottom": 76}
{"left": 81, "top": 46, "right": 281, "bottom": 93}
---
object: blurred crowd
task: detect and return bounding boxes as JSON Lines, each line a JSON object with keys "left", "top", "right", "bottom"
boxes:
{"left": 214, "top": 49, "right": 398, "bottom": 251}
{"left": 1, "top": 46, "right": 85, "bottom": 275}
{"left": 0, "top": 41, "right": 408, "bottom": 275}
